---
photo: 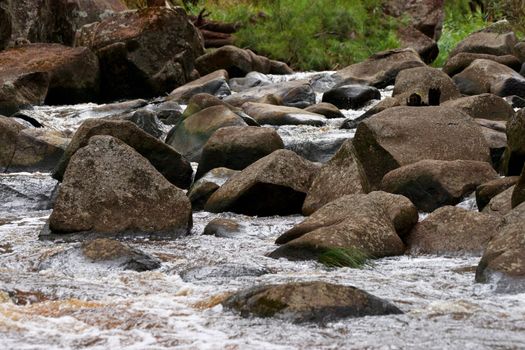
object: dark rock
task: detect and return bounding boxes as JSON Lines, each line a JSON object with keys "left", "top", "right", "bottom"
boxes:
{"left": 188, "top": 167, "right": 239, "bottom": 210}
{"left": 304, "top": 103, "right": 345, "bottom": 119}
{"left": 241, "top": 102, "right": 326, "bottom": 126}
{"left": 505, "top": 95, "right": 525, "bottom": 109}
{"left": 503, "top": 108, "right": 525, "bottom": 176}
{"left": 168, "top": 69, "right": 230, "bottom": 103}
{"left": 322, "top": 85, "right": 381, "bottom": 110}
{"left": 166, "top": 105, "right": 247, "bottom": 162}
{"left": 121, "top": 109, "right": 164, "bottom": 138}
{"left": 196, "top": 126, "right": 284, "bottom": 179}
{"left": 384, "top": 0, "right": 444, "bottom": 40}
{"left": 398, "top": 26, "right": 439, "bottom": 64}
{"left": 223, "top": 281, "right": 402, "bottom": 323}
{"left": 441, "top": 93, "right": 514, "bottom": 121}
{"left": 0, "top": 4, "right": 11, "bottom": 50}
{"left": 204, "top": 149, "right": 319, "bottom": 216}
{"left": 482, "top": 186, "right": 514, "bottom": 217}
{"left": 443, "top": 53, "right": 522, "bottom": 76}
{"left": 48, "top": 136, "right": 192, "bottom": 236}
{"left": 407, "top": 206, "right": 501, "bottom": 255}
{"left": 352, "top": 106, "right": 491, "bottom": 191}
{"left": 476, "top": 177, "right": 520, "bottom": 211}
{"left": 302, "top": 139, "right": 365, "bottom": 215}
{"left": 202, "top": 218, "right": 240, "bottom": 238}
{"left": 380, "top": 159, "right": 498, "bottom": 212}
{"left": 54, "top": 118, "right": 193, "bottom": 189}
{"left": 511, "top": 165, "right": 525, "bottom": 208}
{"left": 75, "top": 7, "right": 204, "bottom": 101}
{"left": 155, "top": 101, "right": 183, "bottom": 125}
{"left": 333, "top": 48, "right": 425, "bottom": 89}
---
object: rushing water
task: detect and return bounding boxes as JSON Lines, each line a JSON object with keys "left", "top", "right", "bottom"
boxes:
{"left": 1, "top": 72, "right": 524, "bottom": 349}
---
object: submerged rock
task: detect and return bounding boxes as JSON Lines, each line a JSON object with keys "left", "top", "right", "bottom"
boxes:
{"left": 203, "top": 218, "right": 241, "bottom": 238}
{"left": 181, "top": 263, "right": 269, "bottom": 282}
{"left": 223, "top": 281, "right": 403, "bottom": 323}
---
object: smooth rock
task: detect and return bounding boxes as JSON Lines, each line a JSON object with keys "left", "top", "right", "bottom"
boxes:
{"left": 202, "top": 218, "right": 240, "bottom": 238}
{"left": 443, "top": 53, "right": 522, "bottom": 76}
{"left": 441, "top": 93, "right": 514, "bottom": 121}
{"left": 187, "top": 167, "right": 239, "bottom": 211}
{"left": 482, "top": 186, "right": 515, "bottom": 217}
{"left": 476, "top": 177, "right": 520, "bottom": 211}
{"left": 322, "top": 85, "right": 381, "bottom": 110}
{"left": 241, "top": 102, "right": 326, "bottom": 126}
{"left": 168, "top": 69, "right": 230, "bottom": 103}
{"left": 304, "top": 103, "right": 345, "bottom": 119}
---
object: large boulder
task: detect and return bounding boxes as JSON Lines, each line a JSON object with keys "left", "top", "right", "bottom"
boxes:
{"left": 511, "top": 165, "right": 525, "bottom": 209}
{"left": 452, "top": 59, "right": 525, "bottom": 98}
{"left": 302, "top": 139, "right": 365, "bottom": 215}
{"left": 503, "top": 108, "right": 525, "bottom": 176}
{"left": 397, "top": 26, "right": 439, "bottom": 64}
{"left": 352, "top": 106, "right": 491, "bottom": 191}
{"left": 449, "top": 24, "right": 518, "bottom": 59}
{"left": 223, "top": 281, "right": 402, "bottom": 323}
{"left": 476, "top": 177, "right": 520, "bottom": 211}
{"left": 48, "top": 136, "right": 192, "bottom": 236}
{"left": 75, "top": 6, "right": 204, "bottom": 101}
{"left": 272, "top": 192, "right": 417, "bottom": 260}
{"left": 167, "top": 69, "right": 230, "bottom": 103}
{"left": 53, "top": 118, "right": 193, "bottom": 189}
{"left": 0, "top": 43, "right": 99, "bottom": 115}
{"left": 204, "top": 149, "right": 319, "bottom": 216}
{"left": 241, "top": 102, "right": 326, "bottom": 126}
{"left": 407, "top": 206, "right": 501, "bottom": 255}
{"left": 443, "top": 53, "right": 522, "bottom": 76}
{"left": 482, "top": 186, "right": 514, "bottom": 217}
{"left": 384, "top": 0, "right": 444, "bottom": 40}
{"left": 321, "top": 85, "right": 381, "bottom": 110}
{"left": 195, "top": 45, "right": 292, "bottom": 77}
{"left": 333, "top": 48, "right": 425, "bottom": 89}
{"left": 380, "top": 159, "right": 498, "bottom": 212}
{"left": 195, "top": 126, "right": 284, "bottom": 179}
{"left": 181, "top": 93, "right": 255, "bottom": 125}
{"left": 441, "top": 93, "right": 514, "bottom": 121}
{"left": 0, "top": 4, "right": 11, "bottom": 50}
{"left": 166, "top": 105, "right": 247, "bottom": 162}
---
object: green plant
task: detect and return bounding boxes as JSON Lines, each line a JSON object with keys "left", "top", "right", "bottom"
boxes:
{"left": 318, "top": 247, "right": 372, "bottom": 268}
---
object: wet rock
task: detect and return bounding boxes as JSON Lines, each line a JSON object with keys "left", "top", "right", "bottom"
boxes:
{"left": 181, "top": 93, "right": 256, "bottom": 125}
{"left": 0, "top": 43, "right": 99, "bottom": 115}
{"left": 398, "top": 26, "right": 439, "bottom": 64}
{"left": 380, "top": 160, "right": 498, "bottom": 212}
{"left": 224, "top": 80, "right": 316, "bottom": 108}
{"left": 81, "top": 239, "right": 161, "bottom": 271}
{"left": 181, "top": 263, "right": 269, "bottom": 282}
{"left": 482, "top": 186, "right": 515, "bottom": 217}
{"left": 393, "top": 66, "right": 461, "bottom": 103}
{"left": 322, "top": 85, "right": 381, "bottom": 110}
{"left": 168, "top": 69, "right": 230, "bottom": 103}
{"left": 273, "top": 192, "right": 417, "bottom": 259}
{"left": 75, "top": 7, "right": 204, "bottom": 101}
{"left": 229, "top": 71, "right": 272, "bottom": 92}
{"left": 476, "top": 177, "right": 520, "bottom": 211}
{"left": 54, "top": 118, "right": 192, "bottom": 189}
{"left": 506, "top": 95, "right": 525, "bottom": 109}
{"left": 304, "top": 103, "right": 344, "bottom": 119}
{"left": 48, "top": 136, "right": 192, "bottom": 237}
{"left": 352, "top": 106, "right": 491, "bottom": 191}
{"left": 120, "top": 109, "right": 164, "bottom": 138}
{"left": 205, "top": 149, "right": 319, "bottom": 216}
{"left": 196, "top": 126, "right": 284, "bottom": 179}
{"left": 441, "top": 94, "right": 514, "bottom": 121}
{"left": 0, "top": 173, "right": 58, "bottom": 212}
{"left": 333, "top": 48, "right": 425, "bottom": 89}
{"left": 241, "top": 102, "right": 326, "bottom": 126}
{"left": 223, "top": 281, "right": 403, "bottom": 323}
{"left": 195, "top": 45, "right": 292, "bottom": 78}
{"left": 449, "top": 23, "right": 518, "bottom": 59}
{"left": 203, "top": 218, "right": 240, "bottom": 238}
{"left": 188, "top": 167, "right": 239, "bottom": 210}
{"left": 166, "top": 105, "right": 247, "bottom": 162}
{"left": 407, "top": 206, "right": 501, "bottom": 255}
{"left": 302, "top": 139, "right": 365, "bottom": 215}
{"left": 443, "top": 53, "right": 522, "bottom": 76}
{"left": 511, "top": 165, "right": 525, "bottom": 208}
{"left": 452, "top": 59, "right": 525, "bottom": 98}
{"left": 155, "top": 101, "right": 184, "bottom": 126}
{"left": 503, "top": 108, "right": 525, "bottom": 176}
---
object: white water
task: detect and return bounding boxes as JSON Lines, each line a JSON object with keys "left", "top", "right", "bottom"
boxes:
{"left": 1, "top": 72, "right": 524, "bottom": 349}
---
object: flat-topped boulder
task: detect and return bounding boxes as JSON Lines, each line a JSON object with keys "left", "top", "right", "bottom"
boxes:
{"left": 167, "top": 69, "right": 230, "bottom": 103}
{"left": 441, "top": 93, "right": 514, "bottom": 121}
{"left": 449, "top": 24, "right": 518, "bottom": 58}
{"left": 241, "top": 102, "right": 326, "bottom": 126}
{"left": 443, "top": 53, "right": 521, "bottom": 76}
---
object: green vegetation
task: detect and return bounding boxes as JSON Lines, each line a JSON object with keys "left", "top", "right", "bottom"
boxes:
{"left": 318, "top": 247, "right": 372, "bottom": 268}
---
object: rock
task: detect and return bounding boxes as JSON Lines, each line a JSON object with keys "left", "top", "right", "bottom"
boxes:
{"left": 506, "top": 95, "right": 525, "bottom": 109}
{"left": 476, "top": 177, "right": 520, "bottom": 211}
{"left": 241, "top": 102, "right": 326, "bottom": 126}
{"left": 121, "top": 109, "right": 164, "bottom": 138}
{"left": 222, "top": 281, "right": 402, "bottom": 323}
{"left": 187, "top": 167, "right": 239, "bottom": 210}
{"left": 168, "top": 69, "right": 230, "bottom": 103}
{"left": 511, "top": 165, "right": 525, "bottom": 208}
{"left": 0, "top": 173, "right": 58, "bottom": 212}
{"left": 196, "top": 126, "right": 284, "bottom": 179}
{"left": 482, "top": 186, "right": 514, "bottom": 217}
{"left": 54, "top": 119, "right": 192, "bottom": 189}
{"left": 224, "top": 80, "right": 316, "bottom": 108}
{"left": 195, "top": 45, "right": 292, "bottom": 77}
{"left": 443, "top": 53, "right": 522, "bottom": 76}
{"left": 304, "top": 103, "right": 345, "bottom": 119}
{"left": 476, "top": 210, "right": 525, "bottom": 293}
{"left": 393, "top": 66, "right": 461, "bottom": 102}
{"left": 380, "top": 160, "right": 498, "bottom": 212}
{"left": 352, "top": 106, "right": 491, "bottom": 191}
{"left": 441, "top": 93, "right": 514, "bottom": 121}
{"left": 0, "top": 4, "right": 11, "bottom": 50}
{"left": 202, "top": 218, "right": 240, "bottom": 238}
{"left": 407, "top": 206, "right": 501, "bottom": 255}
{"left": 0, "top": 43, "right": 99, "bottom": 114}
{"left": 48, "top": 135, "right": 192, "bottom": 236}
{"left": 449, "top": 25, "right": 518, "bottom": 59}
{"left": 384, "top": 0, "right": 444, "bottom": 40}
{"left": 155, "top": 101, "right": 184, "bottom": 125}
{"left": 81, "top": 239, "right": 161, "bottom": 272}
{"left": 75, "top": 6, "right": 204, "bottom": 101}
{"left": 398, "top": 26, "right": 439, "bottom": 64}
{"left": 503, "top": 108, "right": 525, "bottom": 176}
{"left": 333, "top": 48, "right": 425, "bottom": 89}
{"left": 0, "top": 117, "right": 69, "bottom": 172}
{"left": 302, "top": 139, "right": 365, "bottom": 215}
{"left": 204, "top": 149, "right": 319, "bottom": 216}
{"left": 229, "top": 71, "right": 272, "bottom": 92}
{"left": 181, "top": 264, "right": 269, "bottom": 282}
{"left": 166, "top": 105, "right": 247, "bottom": 162}
{"left": 475, "top": 118, "right": 507, "bottom": 168}
{"left": 272, "top": 192, "right": 417, "bottom": 259}
{"left": 452, "top": 59, "right": 525, "bottom": 98}
{"left": 322, "top": 85, "right": 381, "bottom": 110}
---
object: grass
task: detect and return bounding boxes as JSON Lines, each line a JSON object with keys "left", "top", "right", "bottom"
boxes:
{"left": 318, "top": 247, "right": 372, "bottom": 268}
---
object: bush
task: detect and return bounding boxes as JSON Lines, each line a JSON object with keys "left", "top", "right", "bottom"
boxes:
{"left": 318, "top": 247, "right": 372, "bottom": 268}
